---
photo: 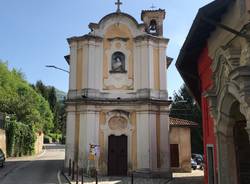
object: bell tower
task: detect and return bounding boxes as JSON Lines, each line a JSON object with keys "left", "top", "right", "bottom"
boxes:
{"left": 141, "top": 9, "right": 165, "bottom": 36}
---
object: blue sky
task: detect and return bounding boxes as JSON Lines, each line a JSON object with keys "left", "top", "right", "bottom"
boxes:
{"left": 0, "top": 0, "right": 213, "bottom": 96}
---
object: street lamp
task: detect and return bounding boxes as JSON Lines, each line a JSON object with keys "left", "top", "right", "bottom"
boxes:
{"left": 45, "top": 65, "right": 69, "bottom": 74}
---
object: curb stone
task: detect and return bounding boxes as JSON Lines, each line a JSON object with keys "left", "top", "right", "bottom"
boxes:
{"left": 61, "top": 170, "right": 72, "bottom": 184}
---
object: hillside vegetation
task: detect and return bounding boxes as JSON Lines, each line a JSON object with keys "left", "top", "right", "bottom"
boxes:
{"left": 0, "top": 62, "right": 54, "bottom": 156}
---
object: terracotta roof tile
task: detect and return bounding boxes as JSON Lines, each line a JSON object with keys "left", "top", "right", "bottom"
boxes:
{"left": 169, "top": 117, "right": 198, "bottom": 127}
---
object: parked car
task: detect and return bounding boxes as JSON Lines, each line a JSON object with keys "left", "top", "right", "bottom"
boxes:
{"left": 0, "top": 148, "right": 5, "bottom": 167}
{"left": 191, "top": 158, "right": 197, "bottom": 170}
{"left": 192, "top": 153, "right": 203, "bottom": 169}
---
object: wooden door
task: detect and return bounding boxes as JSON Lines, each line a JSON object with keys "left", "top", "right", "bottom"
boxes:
{"left": 108, "top": 135, "right": 128, "bottom": 176}
{"left": 170, "top": 144, "right": 180, "bottom": 167}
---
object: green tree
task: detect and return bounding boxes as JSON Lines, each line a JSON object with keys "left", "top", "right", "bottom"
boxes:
{"left": 170, "top": 84, "right": 203, "bottom": 154}
{"left": 35, "top": 81, "right": 48, "bottom": 100}
{"left": 0, "top": 61, "right": 54, "bottom": 156}
{"left": 0, "top": 61, "right": 53, "bottom": 133}
{"left": 33, "top": 80, "right": 66, "bottom": 135}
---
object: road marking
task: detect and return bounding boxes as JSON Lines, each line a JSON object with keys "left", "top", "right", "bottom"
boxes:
{"left": 57, "top": 170, "right": 62, "bottom": 184}
{"left": 61, "top": 170, "right": 72, "bottom": 184}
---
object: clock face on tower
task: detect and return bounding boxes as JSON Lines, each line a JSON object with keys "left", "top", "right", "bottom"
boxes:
{"left": 110, "top": 52, "right": 126, "bottom": 73}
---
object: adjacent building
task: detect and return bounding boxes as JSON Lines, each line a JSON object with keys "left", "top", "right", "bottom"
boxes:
{"left": 169, "top": 117, "right": 197, "bottom": 172}
{"left": 176, "top": 0, "right": 250, "bottom": 183}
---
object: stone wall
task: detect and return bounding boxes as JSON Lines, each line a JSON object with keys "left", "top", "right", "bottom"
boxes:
{"left": 34, "top": 132, "right": 44, "bottom": 155}
{"left": 0, "top": 129, "right": 6, "bottom": 156}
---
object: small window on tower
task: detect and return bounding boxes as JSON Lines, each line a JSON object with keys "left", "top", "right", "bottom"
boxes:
{"left": 148, "top": 19, "right": 157, "bottom": 34}
{"left": 110, "top": 52, "right": 127, "bottom": 73}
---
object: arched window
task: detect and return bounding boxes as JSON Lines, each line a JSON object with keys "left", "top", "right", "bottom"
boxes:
{"left": 110, "top": 52, "right": 126, "bottom": 73}
{"left": 148, "top": 19, "right": 157, "bottom": 34}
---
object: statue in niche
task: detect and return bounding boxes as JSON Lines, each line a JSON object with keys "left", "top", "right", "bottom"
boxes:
{"left": 110, "top": 52, "right": 126, "bottom": 73}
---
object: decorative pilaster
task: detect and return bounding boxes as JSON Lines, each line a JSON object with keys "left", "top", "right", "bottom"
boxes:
{"left": 65, "top": 111, "right": 76, "bottom": 167}
{"left": 69, "top": 42, "right": 77, "bottom": 90}
{"left": 136, "top": 111, "right": 150, "bottom": 169}
{"left": 159, "top": 110, "right": 170, "bottom": 171}
{"left": 215, "top": 113, "right": 238, "bottom": 184}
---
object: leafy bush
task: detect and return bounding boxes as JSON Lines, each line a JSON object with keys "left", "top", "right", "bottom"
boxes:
{"left": 5, "top": 120, "right": 36, "bottom": 157}
{"left": 0, "top": 61, "right": 55, "bottom": 156}
{"left": 48, "top": 133, "right": 62, "bottom": 143}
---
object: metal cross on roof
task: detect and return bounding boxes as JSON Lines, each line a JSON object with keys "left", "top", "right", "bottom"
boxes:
{"left": 150, "top": 4, "right": 156, "bottom": 9}
{"left": 115, "top": 0, "right": 122, "bottom": 12}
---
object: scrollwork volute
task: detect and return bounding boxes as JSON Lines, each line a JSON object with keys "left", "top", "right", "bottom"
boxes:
{"left": 240, "top": 34, "right": 250, "bottom": 65}
{"left": 205, "top": 47, "right": 241, "bottom": 123}
{"left": 205, "top": 49, "right": 232, "bottom": 123}
{"left": 224, "top": 47, "right": 241, "bottom": 68}
{"left": 205, "top": 43, "right": 250, "bottom": 140}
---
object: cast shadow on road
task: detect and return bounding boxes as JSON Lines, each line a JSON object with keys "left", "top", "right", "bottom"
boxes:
{"left": 171, "top": 176, "right": 204, "bottom": 184}
{"left": 95, "top": 177, "right": 203, "bottom": 184}
{"left": 0, "top": 159, "right": 65, "bottom": 184}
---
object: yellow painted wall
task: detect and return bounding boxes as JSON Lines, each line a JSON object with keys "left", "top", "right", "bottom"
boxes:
{"left": 170, "top": 127, "right": 191, "bottom": 172}
{"left": 103, "top": 41, "right": 110, "bottom": 79}
{"left": 99, "top": 112, "right": 106, "bottom": 170}
{"left": 131, "top": 112, "right": 137, "bottom": 169}
{"left": 153, "top": 48, "right": 160, "bottom": 90}
{"left": 103, "top": 23, "right": 134, "bottom": 86}
{"left": 76, "top": 47, "right": 83, "bottom": 91}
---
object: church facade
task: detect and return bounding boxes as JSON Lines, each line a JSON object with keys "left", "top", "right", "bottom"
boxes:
{"left": 65, "top": 6, "right": 172, "bottom": 177}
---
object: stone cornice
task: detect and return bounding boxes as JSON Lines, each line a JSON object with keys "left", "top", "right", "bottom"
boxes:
{"left": 67, "top": 34, "right": 103, "bottom": 44}
{"left": 88, "top": 12, "right": 145, "bottom": 31}
{"left": 141, "top": 9, "right": 166, "bottom": 21}
{"left": 65, "top": 98, "right": 171, "bottom": 106}
{"left": 107, "top": 37, "right": 130, "bottom": 42}
{"left": 134, "top": 34, "right": 169, "bottom": 44}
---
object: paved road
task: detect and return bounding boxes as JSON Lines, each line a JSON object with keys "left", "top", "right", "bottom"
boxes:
{"left": 0, "top": 144, "right": 68, "bottom": 184}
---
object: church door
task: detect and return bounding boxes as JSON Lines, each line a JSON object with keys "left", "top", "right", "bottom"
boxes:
{"left": 108, "top": 135, "right": 128, "bottom": 176}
